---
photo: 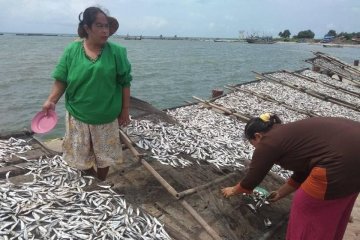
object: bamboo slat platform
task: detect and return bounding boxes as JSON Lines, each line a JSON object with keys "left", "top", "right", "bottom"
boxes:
{"left": 2, "top": 52, "right": 359, "bottom": 240}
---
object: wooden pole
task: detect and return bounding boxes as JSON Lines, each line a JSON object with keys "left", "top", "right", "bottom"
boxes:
{"left": 192, "top": 96, "right": 251, "bottom": 122}
{"left": 180, "top": 200, "right": 223, "bottom": 240}
{"left": 119, "top": 129, "right": 223, "bottom": 240}
{"left": 284, "top": 70, "right": 360, "bottom": 98}
{"left": 176, "top": 172, "right": 237, "bottom": 199}
{"left": 253, "top": 71, "right": 360, "bottom": 112}
{"left": 225, "top": 85, "right": 319, "bottom": 117}
{"left": 119, "top": 129, "right": 178, "bottom": 198}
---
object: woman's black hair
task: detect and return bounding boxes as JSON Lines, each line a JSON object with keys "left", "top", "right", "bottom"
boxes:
{"left": 244, "top": 114, "right": 282, "bottom": 140}
{"left": 78, "top": 7, "right": 107, "bottom": 38}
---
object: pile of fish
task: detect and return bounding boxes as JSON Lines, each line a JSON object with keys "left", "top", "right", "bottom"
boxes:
{"left": 246, "top": 188, "right": 272, "bottom": 228}
{"left": 300, "top": 70, "right": 360, "bottom": 95}
{"left": 127, "top": 105, "right": 252, "bottom": 169}
{"left": 127, "top": 104, "right": 295, "bottom": 180}
{"left": 214, "top": 91, "right": 307, "bottom": 123}
{"left": 240, "top": 80, "right": 360, "bottom": 120}
{"left": 127, "top": 68, "right": 359, "bottom": 182}
{"left": 312, "top": 57, "right": 358, "bottom": 80}
{"left": 0, "top": 138, "right": 32, "bottom": 167}
{"left": 0, "top": 140, "right": 171, "bottom": 240}
{"left": 315, "top": 53, "right": 353, "bottom": 68}
{"left": 266, "top": 72, "right": 360, "bottom": 106}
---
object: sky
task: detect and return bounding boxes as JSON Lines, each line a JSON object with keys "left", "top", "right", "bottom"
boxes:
{"left": 0, "top": 0, "right": 359, "bottom": 38}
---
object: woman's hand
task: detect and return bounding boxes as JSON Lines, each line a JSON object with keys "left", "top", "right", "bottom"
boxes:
{"left": 118, "top": 108, "right": 130, "bottom": 127}
{"left": 221, "top": 186, "right": 239, "bottom": 198}
{"left": 267, "top": 182, "right": 297, "bottom": 202}
{"left": 267, "top": 191, "right": 281, "bottom": 202}
{"left": 42, "top": 100, "right": 56, "bottom": 116}
{"left": 42, "top": 80, "right": 66, "bottom": 115}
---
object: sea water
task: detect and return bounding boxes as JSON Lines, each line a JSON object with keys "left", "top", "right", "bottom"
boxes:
{"left": 0, "top": 34, "right": 359, "bottom": 139}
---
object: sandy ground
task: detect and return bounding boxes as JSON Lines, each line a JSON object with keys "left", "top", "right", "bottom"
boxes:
{"left": 345, "top": 66, "right": 360, "bottom": 239}
{"left": 344, "top": 196, "right": 360, "bottom": 240}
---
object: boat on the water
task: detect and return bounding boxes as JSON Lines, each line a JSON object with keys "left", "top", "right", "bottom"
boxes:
{"left": 245, "top": 36, "right": 276, "bottom": 44}
{"left": 15, "top": 33, "right": 58, "bottom": 37}
{"left": 213, "top": 39, "right": 241, "bottom": 43}
{"left": 323, "top": 44, "right": 343, "bottom": 48}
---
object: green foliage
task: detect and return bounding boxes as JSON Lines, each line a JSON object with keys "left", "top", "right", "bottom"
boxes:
{"left": 337, "top": 32, "right": 360, "bottom": 40}
{"left": 295, "top": 30, "right": 315, "bottom": 39}
{"left": 283, "top": 30, "right": 291, "bottom": 38}
{"left": 277, "top": 28, "right": 359, "bottom": 41}
{"left": 278, "top": 29, "right": 291, "bottom": 38}
{"left": 327, "top": 30, "right": 337, "bottom": 37}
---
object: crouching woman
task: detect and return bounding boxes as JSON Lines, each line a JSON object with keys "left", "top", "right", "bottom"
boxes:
{"left": 222, "top": 113, "right": 360, "bottom": 240}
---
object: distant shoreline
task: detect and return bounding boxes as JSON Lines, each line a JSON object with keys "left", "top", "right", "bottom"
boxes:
{"left": 1, "top": 32, "right": 360, "bottom": 47}
{"left": 308, "top": 42, "right": 360, "bottom": 48}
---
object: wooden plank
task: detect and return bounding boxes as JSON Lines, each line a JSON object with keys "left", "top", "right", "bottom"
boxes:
{"left": 0, "top": 130, "right": 33, "bottom": 139}
{"left": 6, "top": 148, "right": 50, "bottom": 164}
{"left": 306, "top": 58, "right": 360, "bottom": 86}
{"left": 155, "top": 200, "right": 212, "bottom": 240}
{"left": 285, "top": 70, "right": 360, "bottom": 98}
{"left": 226, "top": 85, "right": 319, "bottom": 117}
{"left": 193, "top": 96, "right": 251, "bottom": 122}
{"left": 0, "top": 162, "right": 31, "bottom": 179}
{"left": 259, "top": 72, "right": 360, "bottom": 112}
{"left": 314, "top": 52, "right": 360, "bottom": 75}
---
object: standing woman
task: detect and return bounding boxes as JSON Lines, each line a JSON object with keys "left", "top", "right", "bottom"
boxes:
{"left": 42, "top": 7, "right": 132, "bottom": 181}
{"left": 221, "top": 113, "right": 360, "bottom": 240}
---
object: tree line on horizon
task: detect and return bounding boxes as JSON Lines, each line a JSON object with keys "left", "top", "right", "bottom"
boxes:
{"left": 278, "top": 29, "right": 360, "bottom": 40}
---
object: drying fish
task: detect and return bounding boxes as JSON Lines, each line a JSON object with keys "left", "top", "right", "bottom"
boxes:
{"left": 0, "top": 138, "right": 32, "bottom": 167}
{"left": 240, "top": 81, "right": 360, "bottom": 121}
{"left": 312, "top": 57, "right": 359, "bottom": 81}
{"left": 264, "top": 218, "right": 272, "bottom": 228}
{"left": 266, "top": 72, "right": 360, "bottom": 106}
{"left": 127, "top": 105, "right": 252, "bottom": 170}
{"left": 301, "top": 70, "right": 360, "bottom": 95}
{"left": 0, "top": 139, "right": 171, "bottom": 240}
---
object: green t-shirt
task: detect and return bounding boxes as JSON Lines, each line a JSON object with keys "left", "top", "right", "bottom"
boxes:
{"left": 52, "top": 41, "right": 132, "bottom": 124}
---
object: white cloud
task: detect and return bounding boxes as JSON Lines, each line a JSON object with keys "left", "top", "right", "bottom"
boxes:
{"left": 0, "top": 0, "right": 358, "bottom": 37}
{"left": 326, "top": 23, "right": 337, "bottom": 30}
{"left": 351, "top": 6, "right": 360, "bottom": 12}
{"left": 224, "top": 15, "right": 235, "bottom": 21}
{"left": 137, "top": 16, "right": 168, "bottom": 29}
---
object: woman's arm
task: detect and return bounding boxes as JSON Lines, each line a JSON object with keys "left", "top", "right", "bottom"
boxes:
{"left": 222, "top": 182, "right": 252, "bottom": 198}
{"left": 267, "top": 171, "right": 308, "bottom": 201}
{"left": 268, "top": 181, "right": 297, "bottom": 202}
{"left": 118, "top": 87, "right": 130, "bottom": 126}
{"left": 222, "top": 144, "right": 281, "bottom": 198}
{"left": 42, "top": 80, "right": 66, "bottom": 114}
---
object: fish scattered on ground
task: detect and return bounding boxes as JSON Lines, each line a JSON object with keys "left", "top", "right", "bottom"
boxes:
{"left": 267, "top": 72, "right": 360, "bottom": 106}
{"left": 301, "top": 70, "right": 360, "bottom": 95}
{"left": 2, "top": 67, "right": 357, "bottom": 238}
{"left": 0, "top": 137, "right": 32, "bottom": 167}
{"left": 312, "top": 57, "right": 359, "bottom": 80}
{"left": 240, "top": 80, "right": 360, "bottom": 121}
{"left": 0, "top": 139, "right": 171, "bottom": 240}
{"left": 127, "top": 105, "right": 251, "bottom": 170}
